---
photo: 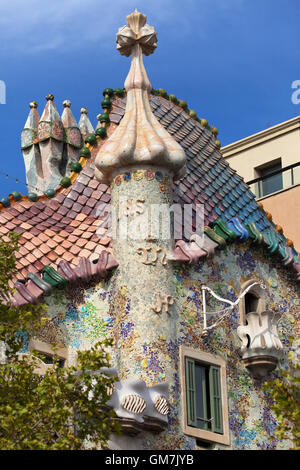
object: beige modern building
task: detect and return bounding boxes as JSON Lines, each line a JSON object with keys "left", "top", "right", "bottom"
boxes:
{"left": 221, "top": 116, "right": 300, "bottom": 252}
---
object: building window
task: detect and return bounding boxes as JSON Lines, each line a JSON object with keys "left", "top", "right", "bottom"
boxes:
{"left": 244, "top": 291, "right": 259, "bottom": 314}
{"left": 255, "top": 159, "right": 283, "bottom": 197}
{"left": 180, "top": 346, "right": 230, "bottom": 445}
{"left": 185, "top": 358, "right": 223, "bottom": 433}
{"left": 37, "top": 352, "right": 65, "bottom": 368}
{"left": 27, "top": 338, "right": 68, "bottom": 375}
{"left": 239, "top": 279, "right": 266, "bottom": 326}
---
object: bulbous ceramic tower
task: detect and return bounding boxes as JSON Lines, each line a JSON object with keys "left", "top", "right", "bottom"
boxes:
{"left": 95, "top": 10, "right": 186, "bottom": 444}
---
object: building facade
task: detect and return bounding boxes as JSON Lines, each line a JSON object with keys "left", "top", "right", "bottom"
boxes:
{"left": 1, "top": 10, "right": 299, "bottom": 450}
{"left": 221, "top": 116, "right": 300, "bottom": 252}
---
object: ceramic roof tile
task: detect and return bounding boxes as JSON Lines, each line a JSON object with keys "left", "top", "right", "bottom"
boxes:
{"left": 85, "top": 241, "right": 97, "bottom": 251}
{"left": 71, "top": 202, "right": 83, "bottom": 213}
{"left": 1, "top": 211, "right": 16, "bottom": 221}
{"left": 99, "top": 237, "right": 111, "bottom": 247}
{"left": 89, "top": 180, "right": 99, "bottom": 189}
{"left": 70, "top": 245, "right": 82, "bottom": 255}
{"left": 51, "top": 212, "right": 64, "bottom": 221}
{"left": 18, "top": 257, "right": 31, "bottom": 268}
{"left": 100, "top": 193, "right": 111, "bottom": 202}
{"left": 66, "top": 209, "right": 79, "bottom": 219}
{"left": 78, "top": 249, "right": 93, "bottom": 259}
{"left": 75, "top": 213, "right": 87, "bottom": 222}
{"left": 83, "top": 187, "right": 94, "bottom": 198}
{"left": 81, "top": 231, "right": 93, "bottom": 240}
{"left": 39, "top": 255, "right": 51, "bottom": 266}
{"left": 74, "top": 234, "right": 86, "bottom": 244}
{"left": 30, "top": 237, "right": 43, "bottom": 247}
{"left": 76, "top": 174, "right": 90, "bottom": 185}
{"left": 57, "top": 251, "right": 71, "bottom": 262}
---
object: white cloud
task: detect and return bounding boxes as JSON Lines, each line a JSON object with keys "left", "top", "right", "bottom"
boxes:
{"left": 0, "top": 0, "right": 166, "bottom": 52}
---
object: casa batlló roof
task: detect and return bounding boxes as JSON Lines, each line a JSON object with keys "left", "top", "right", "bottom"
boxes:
{"left": 0, "top": 90, "right": 299, "bottom": 305}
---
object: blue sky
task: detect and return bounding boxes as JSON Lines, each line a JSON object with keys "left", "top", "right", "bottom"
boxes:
{"left": 0, "top": 0, "right": 299, "bottom": 196}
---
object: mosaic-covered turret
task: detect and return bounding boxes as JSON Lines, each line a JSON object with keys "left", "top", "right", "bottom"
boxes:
{"left": 95, "top": 10, "right": 186, "bottom": 442}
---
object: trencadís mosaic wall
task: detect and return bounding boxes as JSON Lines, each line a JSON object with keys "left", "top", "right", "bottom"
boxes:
{"left": 41, "top": 243, "right": 299, "bottom": 450}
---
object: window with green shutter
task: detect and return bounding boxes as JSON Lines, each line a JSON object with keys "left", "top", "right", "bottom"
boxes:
{"left": 185, "top": 357, "right": 197, "bottom": 426}
{"left": 185, "top": 358, "right": 223, "bottom": 435}
{"left": 209, "top": 365, "right": 223, "bottom": 434}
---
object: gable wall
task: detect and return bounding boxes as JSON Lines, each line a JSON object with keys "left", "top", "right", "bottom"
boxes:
{"left": 41, "top": 243, "right": 299, "bottom": 449}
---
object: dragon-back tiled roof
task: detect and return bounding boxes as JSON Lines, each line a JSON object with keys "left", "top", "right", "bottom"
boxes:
{"left": 0, "top": 93, "right": 299, "bottom": 290}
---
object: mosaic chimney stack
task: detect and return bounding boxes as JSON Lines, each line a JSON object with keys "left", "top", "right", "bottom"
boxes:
{"left": 22, "top": 95, "right": 82, "bottom": 195}
{"left": 21, "top": 101, "right": 43, "bottom": 194}
{"left": 78, "top": 107, "right": 94, "bottom": 137}
{"left": 61, "top": 100, "right": 82, "bottom": 175}
{"left": 38, "top": 94, "right": 65, "bottom": 193}
{"left": 95, "top": 9, "right": 186, "bottom": 405}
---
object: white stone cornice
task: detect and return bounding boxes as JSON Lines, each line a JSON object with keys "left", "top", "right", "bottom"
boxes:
{"left": 221, "top": 115, "right": 300, "bottom": 158}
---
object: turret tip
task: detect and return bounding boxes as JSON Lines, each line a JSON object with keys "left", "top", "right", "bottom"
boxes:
{"left": 63, "top": 99, "right": 71, "bottom": 108}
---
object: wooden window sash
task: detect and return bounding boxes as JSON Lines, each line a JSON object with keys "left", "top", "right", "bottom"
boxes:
{"left": 209, "top": 365, "right": 223, "bottom": 434}
{"left": 185, "top": 357, "right": 197, "bottom": 427}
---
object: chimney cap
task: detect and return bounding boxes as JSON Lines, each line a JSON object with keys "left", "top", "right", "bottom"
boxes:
{"left": 63, "top": 99, "right": 71, "bottom": 108}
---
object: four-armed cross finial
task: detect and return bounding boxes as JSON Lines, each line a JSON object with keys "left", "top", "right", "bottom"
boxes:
{"left": 116, "top": 9, "right": 157, "bottom": 57}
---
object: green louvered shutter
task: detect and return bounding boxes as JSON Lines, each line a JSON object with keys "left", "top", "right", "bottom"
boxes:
{"left": 185, "top": 357, "right": 197, "bottom": 426}
{"left": 209, "top": 365, "right": 223, "bottom": 434}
